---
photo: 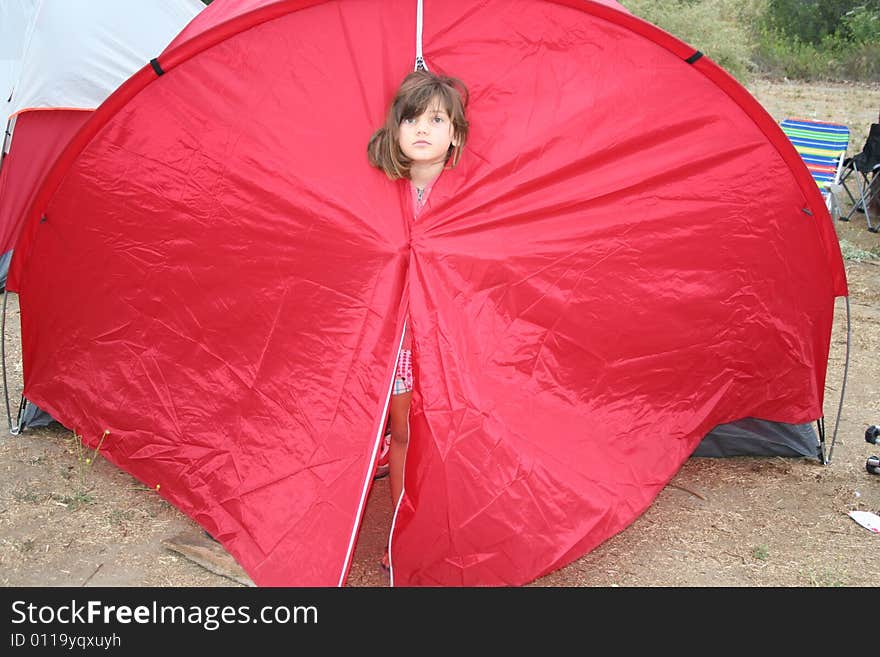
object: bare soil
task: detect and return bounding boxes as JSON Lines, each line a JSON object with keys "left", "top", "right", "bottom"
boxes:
{"left": 1, "top": 79, "right": 878, "bottom": 588}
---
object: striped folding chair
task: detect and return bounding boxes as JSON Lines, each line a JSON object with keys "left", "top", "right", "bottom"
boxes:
{"left": 780, "top": 118, "right": 850, "bottom": 220}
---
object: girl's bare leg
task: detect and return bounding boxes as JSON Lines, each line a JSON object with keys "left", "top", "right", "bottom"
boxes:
{"left": 388, "top": 391, "right": 412, "bottom": 509}
{"left": 382, "top": 391, "right": 411, "bottom": 572}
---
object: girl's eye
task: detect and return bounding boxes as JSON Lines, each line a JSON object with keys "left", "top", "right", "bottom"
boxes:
{"left": 432, "top": 116, "right": 445, "bottom": 123}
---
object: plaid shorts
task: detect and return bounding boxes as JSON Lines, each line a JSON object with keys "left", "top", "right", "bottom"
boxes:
{"left": 392, "top": 349, "right": 413, "bottom": 395}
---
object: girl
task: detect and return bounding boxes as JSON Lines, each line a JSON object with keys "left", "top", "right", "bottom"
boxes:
{"left": 367, "top": 69, "right": 469, "bottom": 571}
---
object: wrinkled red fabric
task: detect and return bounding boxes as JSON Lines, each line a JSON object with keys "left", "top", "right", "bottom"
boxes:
{"left": 10, "top": 0, "right": 846, "bottom": 586}
{"left": 0, "top": 110, "right": 91, "bottom": 255}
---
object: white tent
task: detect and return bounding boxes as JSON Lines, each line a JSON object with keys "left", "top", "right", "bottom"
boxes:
{"left": 4, "top": 0, "right": 205, "bottom": 118}
{"left": 1, "top": 0, "right": 38, "bottom": 151}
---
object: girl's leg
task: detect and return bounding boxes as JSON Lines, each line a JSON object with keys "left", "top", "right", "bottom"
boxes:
{"left": 384, "top": 347, "right": 412, "bottom": 572}
{"left": 388, "top": 390, "right": 412, "bottom": 508}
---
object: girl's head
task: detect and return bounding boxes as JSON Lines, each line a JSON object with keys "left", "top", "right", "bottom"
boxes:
{"left": 368, "top": 70, "right": 469, "bottom": 180}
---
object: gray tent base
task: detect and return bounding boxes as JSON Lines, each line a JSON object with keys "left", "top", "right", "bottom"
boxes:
{"left": 694, "top": 417, "right": 819, "bottom": 459}
{"left": 8, "top": 396, "right": 56, "bottom": 434}
{"left": 12, "top": 399, "right": 822, "bottom": 461}
{"left": 0, "top": 251, "right": 12, "bottom": 290}
{"left": 17, "top": 399, "right": 55, "bottom": 430}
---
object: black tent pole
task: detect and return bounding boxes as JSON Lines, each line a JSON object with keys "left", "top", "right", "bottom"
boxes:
{"left": 0, "top": 117, "right": 21, "bottom": 434}
{"left": 825, "top": 295, "right": 851, "bottom": 465}
{"left": 0, "top": 290, "right": 12, "bottom": 432}
{"left": 0, "top": 117, "right": 13, "bottom": 170}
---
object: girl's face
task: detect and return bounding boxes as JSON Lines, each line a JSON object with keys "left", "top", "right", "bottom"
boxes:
{"left": 398, "top": 99, "right": 456, "bottom": 167}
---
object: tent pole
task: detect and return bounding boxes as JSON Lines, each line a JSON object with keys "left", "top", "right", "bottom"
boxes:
{"left": 12, "top": 393, "right": 26, "bottom": 436}
{"left": 0, "top": 117, "right": 13, "bottom": 170}
{"left": 825, "top": 295, "right": 851, "bottom": 464}
{"left": 1, "top": 289, "right": 12, "bottom": 433}
{"left": 0, "top": 117, "right": 16, "bottom": 435}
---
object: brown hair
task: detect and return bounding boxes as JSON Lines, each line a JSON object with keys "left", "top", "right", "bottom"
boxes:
{"left": 367, "top": 70, "right": 469, "bottom": 180}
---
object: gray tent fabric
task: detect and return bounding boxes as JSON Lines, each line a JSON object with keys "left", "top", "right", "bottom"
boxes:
{"left": 17, "top": 399, "right": 54, "bottom": 430}
{"left": 695, "top": 417, "right": 819, "bottom": 458}
{"left": 0, "top": 250, "right": 11, "bottom": 289}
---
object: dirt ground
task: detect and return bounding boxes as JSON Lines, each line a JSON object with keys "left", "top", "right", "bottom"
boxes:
{"left": 1, "top": 79, "right": 878, "bottom": 588}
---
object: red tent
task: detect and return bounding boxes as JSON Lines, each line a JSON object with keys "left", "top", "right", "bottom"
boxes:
{"left": 9, "top": 0, "right": 846, "bottom": 586}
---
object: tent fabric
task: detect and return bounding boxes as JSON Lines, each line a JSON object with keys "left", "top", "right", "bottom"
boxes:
{"left": 0, "top": 0, "right": 204, "bottom": 289}
{"left": 0, "top": 110, "right": 90, "bottom": 256}
{"left": 16, "top": 398, "right": 53, "bottom": 430}
{"left": 694, "top": 418, "right": 819, "bottom": 458}
{"left": 164, "top": 0, "right": 629, "bottom": 51}
{"left": 5, "top": 0, "right": 205, "bottom": 119}
{"left": 0, "top": 0, "right": 38, "bottom": 106}
{"left": 9, "top": 0, "right": 847, "bottom": 586}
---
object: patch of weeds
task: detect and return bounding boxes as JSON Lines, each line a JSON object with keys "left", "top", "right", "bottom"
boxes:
{"left": 839, "top": 239, "right": 880, "bottom": 263}
{"left": 16, "top": 538, "right": 35, "bottom": 553}
{"left": 70, "top": 491, "right": 95, "bottom": 508}
{"left": 49, "top": 491, "right": 95, "bottom": 510}
{"left": 27, "top": 454, "right": 46, "bottom": 466}
{"left": 62, "top": 429, "right": 110, "bottom": 508}
{"left": 805, "top": 570, "right": 846, "bottom": 587}
{"left": 752, "top": 545, "right": 769, "bottom": 561}
{"left": 12, "top": 488, "right": 40, "bottom": 503}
